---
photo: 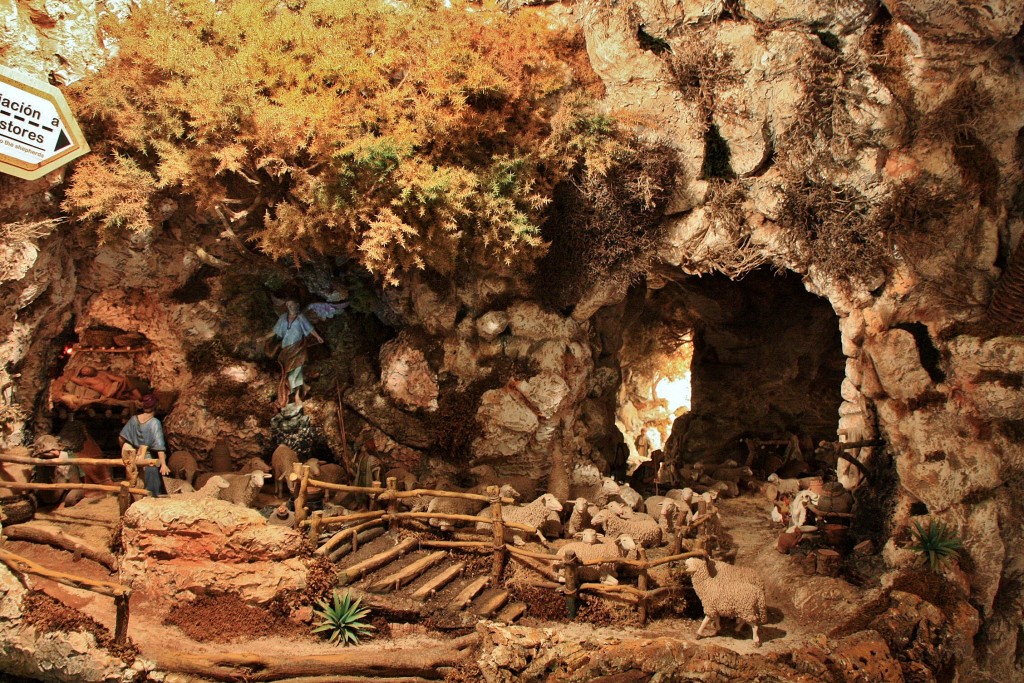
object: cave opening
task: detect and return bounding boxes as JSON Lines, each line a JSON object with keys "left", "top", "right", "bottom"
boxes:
{"left": 616, "top": 268, "right": 846, "bottom": 475}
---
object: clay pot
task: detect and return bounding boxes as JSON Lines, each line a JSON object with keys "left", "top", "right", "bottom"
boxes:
{"left": 822, "top": 523, "right": 849, "bottom": 545}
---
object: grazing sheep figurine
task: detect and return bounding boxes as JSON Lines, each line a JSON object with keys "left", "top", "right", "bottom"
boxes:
{"left": 430, "top": 484, "right": 519, "bottom": 531}
{"left": 556, "top": 531, "right": 637, "bottom": 585}
{"left": 163, "top": 477, "right": 195, "bottom": 495}
{"left": 271, "top": 445, "right": 300, "bottom": 498}
{"left": 469, "top": 464, "right": 538, "bottom": 500}
{"left": 384, "top": 467, "right": 417, "bottom": 491}
{"left": 570, "top": 476, "right": 621, "bottom": 507}
{"left": 591, "top": 506, "right": 663, "bottom": 548}
{"left": 612, "top": 483, "right": 644, "bottom": 512}
{"left": 427, "top": 495, "right": 487, "bottom": 531}
{"left": 182, "top": 475, "right": 230, "bottom": 499}
{"left": 219, "top": 470, "right": 270, "bottom": 507}
{"left": 238, "top": 456, "right": 270, "bottom": 475}
{"left": 167, "top": 451, "right": 198, "bottom": 486}
{"left": 477, "top": 493, "right": 564, "bottom": 545}
{"left": 684, "top": 557, "right": 768, "bottom": 647}
{"left": 307, "top": 459, "right": 345, "bottom": 503}
{"left": 565, "top": 497, "right": 597, "bottom": 538}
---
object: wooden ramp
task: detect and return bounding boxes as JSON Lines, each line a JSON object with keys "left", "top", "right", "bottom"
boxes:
{"left": 330, "top": 531, "right": 521, "bottom": 625}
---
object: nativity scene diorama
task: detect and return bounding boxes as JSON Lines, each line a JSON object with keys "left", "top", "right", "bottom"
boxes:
{"left": 1, "top": 0, "right": 1022, "bottom": 681}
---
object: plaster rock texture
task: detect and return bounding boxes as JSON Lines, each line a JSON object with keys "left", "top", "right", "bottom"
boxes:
{"left": 0, "top": 564, "right": 141, "bottom": 683}
{"left": 120, "top": 497, "right": 306, "bottom": 605}
{"left": 475, "top": 622, "right": 908, "bottom": 682}
{"left": 380, "top": 333, "right": 439, "bottom": 411}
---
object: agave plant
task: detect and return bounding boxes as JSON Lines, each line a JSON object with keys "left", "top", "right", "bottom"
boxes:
{"left": 908, "top": 519, "right": 964, "bottom": 572}
{"left": 312, "top": 590, "right": 374, "bottom": 646}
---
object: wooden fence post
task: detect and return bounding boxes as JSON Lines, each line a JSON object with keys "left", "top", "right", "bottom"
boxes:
{"left": 637, "top": 548, "right": 650, "bottom": 626}
{"left": 295, "top": 465, "right": 311, "bottom": 525}
{"left": 308, "top": 510, "right": 323, "bottom": 544}
{"left": 487, "top": 486, "right": 505, "bottom": 586}
{"left": 117, "top": 482, "right": 132, "bottom": 518}
{"left": 114, "top": 593, "right": 130, "bottom": 644}
{"left": 385, "top": 477, "right": 398, "bottom": 531}
{"left": 563, "top": 550, "right": 581, "bottom": 620}
{"left": 369, "top": 480, "right": 382, "bottom": 511}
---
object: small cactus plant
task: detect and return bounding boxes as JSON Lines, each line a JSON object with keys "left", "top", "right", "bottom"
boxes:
{"left": 908, "top": 519, "right": 964, "bottom": 572}
{"left": 311, "top": 590, "right": 374, "bottom": 646}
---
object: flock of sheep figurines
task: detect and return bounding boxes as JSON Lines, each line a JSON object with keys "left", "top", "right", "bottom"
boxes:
{"left": 158, "top": 448, "right": 771, "bottom": 646}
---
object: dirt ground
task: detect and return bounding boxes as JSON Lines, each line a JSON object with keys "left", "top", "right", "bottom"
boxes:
{"left": 1, "top": 490, "right": 876, "bottom": 670}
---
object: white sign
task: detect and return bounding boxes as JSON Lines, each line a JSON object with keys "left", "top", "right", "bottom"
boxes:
{"left": 0, "top": 67, "right": 89, "bottom": 181}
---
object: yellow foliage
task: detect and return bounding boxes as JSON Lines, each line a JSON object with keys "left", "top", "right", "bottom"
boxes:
{"left": 64, "top": 0, "right": 647, "bottom": 283}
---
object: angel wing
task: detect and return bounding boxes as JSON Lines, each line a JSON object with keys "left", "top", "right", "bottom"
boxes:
{"left": 305, "top": 301, "right": 349, "bottom": 322}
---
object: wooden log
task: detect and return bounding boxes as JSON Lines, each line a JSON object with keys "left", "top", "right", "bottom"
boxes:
{"left": 118, "top": 481, "right": 133, "bottom": 517}
{"left": 391, "top": 489, "right": 516, "bottom": 505}
{"left": 0, "top": 454, "right": 160, "bottom": 468}
{"left": 313, "top": 509, "right": 388, "bottom": 527}
{"left": 2, "top": 524, "right": 117, "bottom": 572}
{"left": 367, "top": 551, "right": 447, "bottom": 593}
{"left": 339, "top": 537, "right": 418, "bottom": 585}
{"left": 450, "top": 576, "right": 489, "bottom": 611}
{"left": 418, "top": 540, "right": 490, "bottom": 550}
{"left": 504, "top": 545, "right": 556, "bottom": 562}
{"left": 328, "top": 528, "right": 386, "bottom": 563}
{"left": 497, "top": 601, "right": 527, "bottom": 623}
{"left": 385, "top": 477, "right": 399, "bottom": 531}
{"left": 155, "top": 646, "right": 470, "bottom": 682}
{"left": 304, "top": 480, "right": 384, "bottom": 496}
{"left": 644, "top": 550, "right": 707, "bottom": 569}
{"left": 307, "top": 511, "right": 323, "bottom": 544}
{"left": 369, "top": 481, "right": 381, "bottom": 511}
{"left": 294, "top": 464, "right": 311, "bottom": 526}
{"left": 637, "top": 548, "right": 649, "bottom": 626}
{"left": 36, "top": 512, "right": 114, "bottom": 527}
{"left": 318, "top": 519, "right": 384, "bottom": 556}
{"left": 816, "top": 549, "right": 842, "bottom": 577}
{"left": 474, "top": 589, "right": 509, "bottom": 617}
{"left": 411, "top": 562, "right": 465, "bottom": 600}
{"left": 0, "top": 548, "right": 129, "bottom": 598}
{"left": 508, "top": 553, "right": 560, "bottom": 582}
{"left": 114, "top": 594, "right": 130, "bottom": 644}
{"left": 487, "top": 486, "right": 505, "bottom": 587}
{"left": 562, "top": 550, "right": 581, "bottom": 620}
{"left": 385, "top": 511, "right": 536, "bottom": 533}
{"left": 1, "top": 481, "right": 148, "bottom": 496}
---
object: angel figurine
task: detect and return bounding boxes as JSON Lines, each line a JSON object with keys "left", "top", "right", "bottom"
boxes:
{"left": 263, "top": 297, "right": 348, "bottom": 407}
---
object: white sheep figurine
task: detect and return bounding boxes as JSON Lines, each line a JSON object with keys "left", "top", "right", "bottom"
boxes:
{"left": 427, "top": 484, "right": 518, "bottom": 531}
{"left": 219, "top": 470, "right": 271, "bottom": 507}
{"left": 476, "top": 493, "right": 563, "bottom": 545}
{"left": 556, "top": 530, "right": 637, "bottom": 585}
{"left": 271, "top": 445, "right": 300, "bottom": 498}
{"left": 181, "top": 475, "right": 230, "bottom": 499}
{"left": 684, "top": 557, "right": 768, "bottom": 647}
{"left": 565, "top": 497, "right": 596, "bottom": 538}
{"left": 591, "top": 504, "right": 663, "bottom": 548}
{"left": 167, "top": 451, "right": 198, "bottom": 486}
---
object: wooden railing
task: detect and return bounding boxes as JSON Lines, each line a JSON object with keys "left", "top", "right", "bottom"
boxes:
{"left": 0, "top": 452, "right": 153, "bottom": 517}
{"left": 289, "top": 462, "right": 709, "bottom": 624}
{"left": 0, "top": 547, "right": 132, "bottom": 643}
{"left": 293, "top": 464, "right": 526, "bottom": 586}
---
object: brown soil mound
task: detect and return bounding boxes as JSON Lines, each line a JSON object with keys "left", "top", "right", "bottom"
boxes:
{"left": 164, "top": 594, "right": 302, "bottom": 642}
{"left": 21, "top": 591, "right": 138, "bottom": 663}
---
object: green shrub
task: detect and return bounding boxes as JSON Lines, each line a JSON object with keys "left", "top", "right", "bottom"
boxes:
{"left": 908, "top": 519, "right": 964, "bottom": 572}
{"left": 312, "top": 590, "right": 374, "bottom": 646}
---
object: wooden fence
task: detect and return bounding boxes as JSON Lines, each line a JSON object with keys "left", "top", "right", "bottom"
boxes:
{"left": 0, "top": 547, "right": 132, "bottom": 643}
{"left": 291, "top": 464, "right": 707, "bottom": 624}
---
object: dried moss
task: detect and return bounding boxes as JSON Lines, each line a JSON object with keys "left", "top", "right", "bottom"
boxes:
{"left": 202, "top": 380, "right": 276, "bottom": 426}
{"left": 22, "top": 591, "right": 139, "bottom": 664}
{"left": 535, "top": 138, "right": 678, "bottom": 310}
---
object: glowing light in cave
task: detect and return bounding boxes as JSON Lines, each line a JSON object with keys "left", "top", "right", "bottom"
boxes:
{"left": 655, "top": 372, "right": 691, "bottom": 417}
